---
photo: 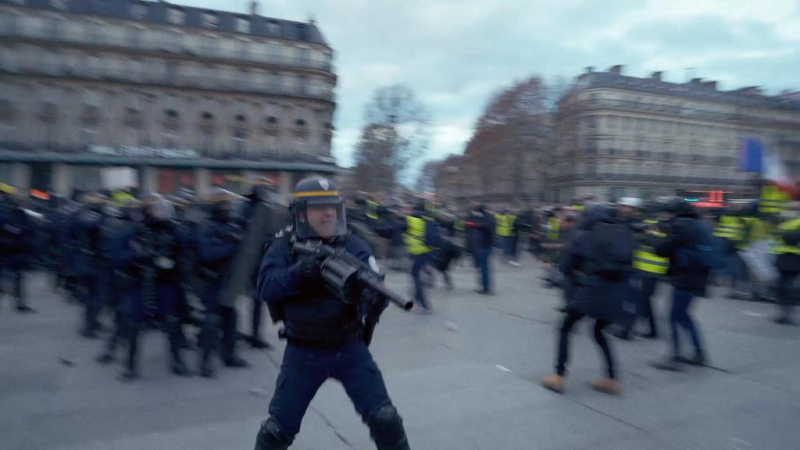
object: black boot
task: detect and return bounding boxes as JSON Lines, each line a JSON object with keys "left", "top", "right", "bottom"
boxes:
{"left": 119, "top": 327, "right": 140, "bottom": 382}
{"left": 254, "top": 418, "right": 293, "bottom": 450}
{"left": 199, "top": 356, "right": 215, "bottom": 378}
{"left": 224, "top": 353, "right": 250, "bottom": 368}
{"left": 167, "top": 317, "right": 192, "bottom": 377}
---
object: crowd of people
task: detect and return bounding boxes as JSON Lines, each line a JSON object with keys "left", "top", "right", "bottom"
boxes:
{"left": 354, "top": 191, "right": 800, "bottom": 396}
{"left": 2, "top": 183, "right": 798, "bottom": 398}
{"left": 0, "top": 183, "right": 275, "bottom": 381}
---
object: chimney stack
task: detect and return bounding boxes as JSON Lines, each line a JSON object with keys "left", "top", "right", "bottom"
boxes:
{"left": 651, "top": 71, "right": 663, "bottom": 82}
{"left": 609, "top": 65, "right": 624, "bottom": 75}
{"left": 584, "top": 66, "right": 594, "bottom": 74}
{"left": 250, "top": 0, "right": 259, "bottom": 16}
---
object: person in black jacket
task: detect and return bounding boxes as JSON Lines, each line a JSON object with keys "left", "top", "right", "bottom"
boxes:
{"left": 467, "top": 204, "right": 495, "bottom": 295}
{"left": 541, "top": 204, "right": 626, "bottom": 395}
{"left": 651, "top": 199, "right": 711, "bottom": 371}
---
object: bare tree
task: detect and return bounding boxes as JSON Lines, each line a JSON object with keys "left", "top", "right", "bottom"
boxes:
{"left": 352, "top": 85, "right": 431, "bottom": 193}
{"left": 460, "top": 76, "right": 565, "bottom": 205}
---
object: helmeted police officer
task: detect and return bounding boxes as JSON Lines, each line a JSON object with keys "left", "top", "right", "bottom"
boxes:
{"left": 0, "top": 190, "right": 34, "bottom": 313}
{"left": 196, "top": 188, "right": 249, "bottom": 378}
{"left": 254, "top": 177, "right": 410, "bottom": 450}
{"left": 116, "top": 194, "right": 192, "bottom": 381}
{"left": 74, "top": 192, "right": 111, "bottom": 337}
{"left": 97, "top": 198, "right": 143, "bottom": 365}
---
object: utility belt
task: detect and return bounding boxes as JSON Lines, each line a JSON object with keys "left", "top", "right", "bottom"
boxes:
{"left": 284, "top": 329, "right": 363, "bottom": 349}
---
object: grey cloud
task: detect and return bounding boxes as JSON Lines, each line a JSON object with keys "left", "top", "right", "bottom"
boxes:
{"left": 185, "top": 0, "right": 800, "bottom": 169}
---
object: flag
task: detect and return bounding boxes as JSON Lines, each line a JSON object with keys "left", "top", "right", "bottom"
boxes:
{"left": 741, "top": 137, "right": 796, "bottom": 196}
{"left": 763, "top": 147, "right": 796, "bottom": 196}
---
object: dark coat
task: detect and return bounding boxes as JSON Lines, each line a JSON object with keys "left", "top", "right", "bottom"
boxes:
{"left": 559, "top": 205, "right": 625, "bottom": 321}
{"left": 655, "top": 213, "right": 711, "bottom": 295}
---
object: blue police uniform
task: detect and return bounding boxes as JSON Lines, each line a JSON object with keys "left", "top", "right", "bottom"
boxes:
{"left": 111, "top": 217, "right": 191, "bottom": 379}
{"left": 196, "top": 217, "right": 247, "bottom": 376}
{"left": 73, "top": 206, "right": 109, "bottom": 338}
{"left": 0, "top": 201, "right": 33, "bottom": 311}
{"left": 254, "top": 234, "right": 408, "bottom": 450}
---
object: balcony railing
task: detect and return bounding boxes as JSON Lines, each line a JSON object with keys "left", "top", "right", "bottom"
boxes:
{"left": 0, "top": 140, "right": 337, "bottom": 165}
{"left": 0, "top": 24, "right": 334, "bottom": 73}
{"left": 0, "top": 64, "right": 335, "bottom": 101}
{"left": 549, "top": 172, "right": 747, "bottom": 186}
{"left": 563, "top": 98, "right": 800, "bottom": 127}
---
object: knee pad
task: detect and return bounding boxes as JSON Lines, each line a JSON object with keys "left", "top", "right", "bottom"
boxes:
{"left": 254, "top": 417, "right": 293, "bottom": 450}
{"left": 367, "top": 404, "right": 409, "bottom": 450}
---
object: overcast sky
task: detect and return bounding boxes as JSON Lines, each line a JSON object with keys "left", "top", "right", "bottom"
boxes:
{"left": 184, "top": 0, "right": 800, "bottom": 171}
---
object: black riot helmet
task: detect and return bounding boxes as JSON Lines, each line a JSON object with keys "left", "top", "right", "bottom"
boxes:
{"left": 248, "top": 176, "right": 278, "bottom": 203}
{"left": 119, "top": 197, "right": 143, "bottom": 223}
{"left": 81, "top": 192, "right": 108, "bottom": 214}
{"left": 140, "top": 192, "right": 175, "bottom": 223}
{"left": 205, "top": 187, "right": 242, "bottom": 223}
{"left": 291, "top": 177, "right": 346, "bottom": 239}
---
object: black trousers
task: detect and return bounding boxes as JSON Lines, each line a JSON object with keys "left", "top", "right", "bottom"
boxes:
{"left": 556, "top": 311, "right": 616, "bottom": 379}
{"left": 776, "top": 271, "right": 798, "bottom": 319}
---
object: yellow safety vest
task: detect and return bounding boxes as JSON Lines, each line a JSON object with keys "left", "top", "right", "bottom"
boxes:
{"left": 760, "top": 185, "right": 789, "bottom": 214}
{"left": 633, "top": 232, "right": 669, "bottom": 275}
{"left": 496, "top": 214, "right": 515, "bottom": 237}
{"left": 547, "top": 217, "right": 560, "bottom": 241}
{"left": 404, "top": 216, "right": 432, "bottom": 255}
{"left": 713, "top": 215, "right": 743, "bottom": 241}
{"left": 573, "top": 204, "right": 585, "bottom": 212}
{"left": 366, "top": 200, "right": 379, "bottom": 220}
{"left": 775, "top": 218, "right": 800, "bottom": 255}
{"left": 455, "top": 219, "right": 465, "bottom": 232}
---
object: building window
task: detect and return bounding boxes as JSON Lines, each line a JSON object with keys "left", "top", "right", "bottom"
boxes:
{"left": 168, "top": 8, "right": 185, "bottom": 25}
{"left": 204, "top": 13, "right": 219, "bottom": 28}
{"left": 267, "top": 20, "right": 281, "bottom": 35}
{"left": 131, "top": 3, "right": 148, "bottom": 19}
{"left": 235, "top": 18, "right": 249, "bottom": 33}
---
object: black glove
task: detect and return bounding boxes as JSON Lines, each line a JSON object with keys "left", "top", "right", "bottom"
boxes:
{"left": 298, "top": 254, "right": 325, "bottom": 281}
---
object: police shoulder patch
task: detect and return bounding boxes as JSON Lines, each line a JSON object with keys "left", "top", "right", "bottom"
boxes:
{"left": 368, "top": 256, "right": 380, "bottom": 273}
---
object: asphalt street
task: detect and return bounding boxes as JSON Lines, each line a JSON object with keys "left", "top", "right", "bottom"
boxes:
{"left": 1, "top": 255, "right": 799, "bottom": 450}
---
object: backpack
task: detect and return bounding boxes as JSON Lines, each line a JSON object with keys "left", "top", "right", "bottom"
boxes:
{"left": 683, "top": 224, "right": 718, "bottom": 272}
{"left": 589, "top": 221, "right": 635, "bottom": 280}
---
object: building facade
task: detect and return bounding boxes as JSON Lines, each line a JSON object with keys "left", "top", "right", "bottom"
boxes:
{"left": 0, "top": 0, "right": 340, "bottom": 198}
{"left": 550, "top": 65, "right": 800, "bottom": 203}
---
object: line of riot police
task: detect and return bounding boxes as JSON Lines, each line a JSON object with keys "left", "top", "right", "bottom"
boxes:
{"left": 33, "top": 186, "right": 271, "bottom": 381}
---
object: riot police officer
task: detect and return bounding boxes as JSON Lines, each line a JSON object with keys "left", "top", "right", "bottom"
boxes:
{"left": 73, "top": 192, "right": 111, "bottom": 337}
{"left": 196, "top": 188, "right": 249, "bottom": 378}
{"left": 116, "top": 194, "right": 192, "bottom": 381}
{"left": 0, "top": 190, "right": 34, "bottom": 313}
{"left": 241, "top": 180, "right": 276, "bottom": 349}
{"left": 97, "top": 198, "right": 143, "bottom": 365}
{"left": 253, "top": 178, "right": 410, "bottom": 450}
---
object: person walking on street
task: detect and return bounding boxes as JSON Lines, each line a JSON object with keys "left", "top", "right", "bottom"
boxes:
{"left": 403, "top": 202, "right": 440, "bottom": 312}
{"left": 541, "top": 204, "right": 633, "bottom": 395}
{"left": 651, "top": 199, "right": 713, "bottom": 371}
{"left": 467, "top": 204, "right": 495, "bottom": 295}
{"left": 773, "top": 203, "right": 800, "bottom": 325}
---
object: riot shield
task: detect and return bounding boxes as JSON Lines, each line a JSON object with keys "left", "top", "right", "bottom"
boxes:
{"left": 219, "top": 201, "right": 289, "bottom": 307}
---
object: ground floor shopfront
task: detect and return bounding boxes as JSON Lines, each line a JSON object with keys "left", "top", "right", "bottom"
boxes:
{"left": 0, "top": 153, "right": 344, "bottom": 203}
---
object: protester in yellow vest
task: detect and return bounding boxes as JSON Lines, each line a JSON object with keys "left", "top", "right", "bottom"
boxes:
{"left": 404, "top": 203, "right": 440, "bottom": 313}
{"left": 760, "top": 184, "right": 790, "bottom": 215}
{"left": 617, "top": 219, "right": 668, "bottom": 339}
{"left": 496, "top": 209, "right": 520, "bottom": 267}
{"left": 773, "top": 207, "right": 800, "bottom": 324}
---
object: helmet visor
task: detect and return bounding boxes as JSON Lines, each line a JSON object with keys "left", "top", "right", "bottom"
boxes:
{"left": 295, "top": 199, "right": 347, "bottom": 239}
